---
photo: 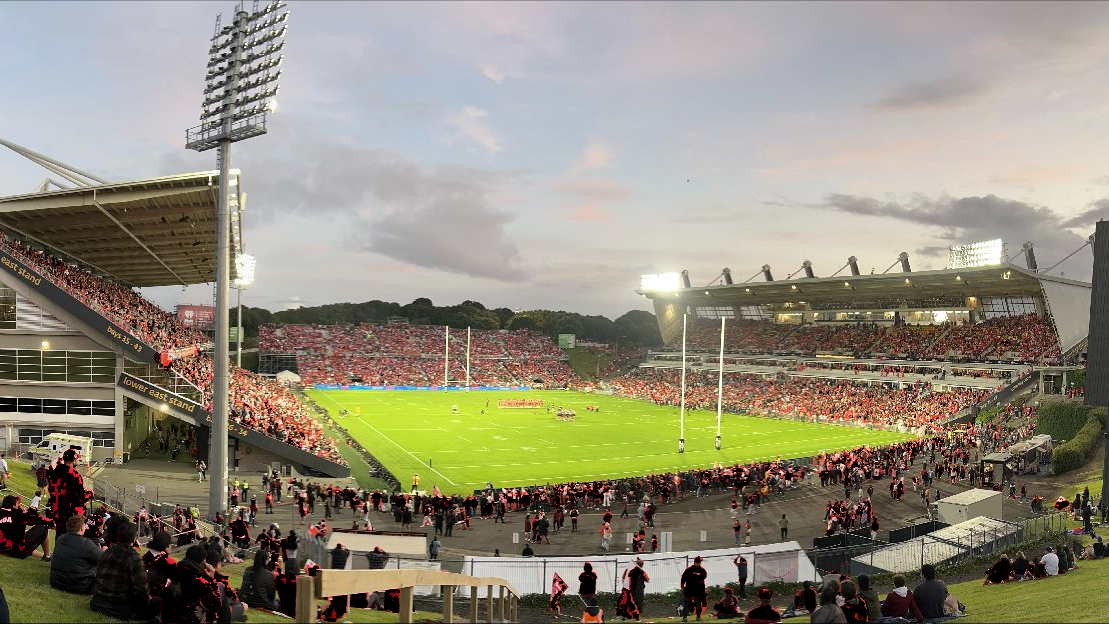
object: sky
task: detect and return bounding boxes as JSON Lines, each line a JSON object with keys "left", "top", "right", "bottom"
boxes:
{"left": 1, "top": 1, "right": 1108, "bottom": 318}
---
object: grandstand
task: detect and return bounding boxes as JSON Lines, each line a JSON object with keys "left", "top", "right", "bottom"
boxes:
{"left": 633, "top": 251, "right": 1091, "bottom": 426}
{"left": 258, "top": 322, "right": 574, "bottom": 388}
{"left": 0, "top": 167, "right": 348, "bottom": 477}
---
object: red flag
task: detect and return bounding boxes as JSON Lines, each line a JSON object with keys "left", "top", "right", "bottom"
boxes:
{"left": 549, "top": 572, "right": 569, "bottom": 611}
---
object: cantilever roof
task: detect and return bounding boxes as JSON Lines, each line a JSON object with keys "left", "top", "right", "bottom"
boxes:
{"left": 0, "top": 171, "right": 242, "bottom": 287}
{"left": 638, "top": 264, "right": 1090, "bottom": 307}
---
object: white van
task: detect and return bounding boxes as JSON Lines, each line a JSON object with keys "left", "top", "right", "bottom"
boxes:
{"left": 30, "top": 433, "right": 93, "bottom": 465}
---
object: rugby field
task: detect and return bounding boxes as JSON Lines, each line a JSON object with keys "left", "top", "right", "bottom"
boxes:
{"left": 306, "top": 389, "right": 915, "bottom": 493}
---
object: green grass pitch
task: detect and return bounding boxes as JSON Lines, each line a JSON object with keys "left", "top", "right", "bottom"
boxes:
{"left": 307, "top": 389, "right": 916, "bottom": 493}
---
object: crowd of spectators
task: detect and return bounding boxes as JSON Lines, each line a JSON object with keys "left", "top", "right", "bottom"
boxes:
{"left": 169, "top": 356, "right": 343, "bottom": 464}
{"left": 260, "top": 323, "right": 572, "bottom": 387}
{"left": 608, "top": 368, "right": 987, "bottom": 430}
{"left": 681, "top": 315, "right": 1061, "bottom": 363}
{"left": 0, "top": 234, "right": 208, "bottom": 356}
{"left": 0, "top": 235, "right": 343, "bottom": 466}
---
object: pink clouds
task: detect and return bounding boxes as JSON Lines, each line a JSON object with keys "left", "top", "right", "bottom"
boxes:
{"left": 563, "top": 204, "right": 614, "bottom": 222}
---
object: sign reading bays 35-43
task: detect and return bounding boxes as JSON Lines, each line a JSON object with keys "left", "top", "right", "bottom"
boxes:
{"left": 0, "top": 248, "right": 158, "bottom": 362}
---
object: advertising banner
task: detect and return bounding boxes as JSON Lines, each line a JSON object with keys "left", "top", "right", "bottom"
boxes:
{"left": 176, "top": 304, "right": 215, "bottom": 330}
{"left": 557, "top": 333, "right": 576, "bottom": 349}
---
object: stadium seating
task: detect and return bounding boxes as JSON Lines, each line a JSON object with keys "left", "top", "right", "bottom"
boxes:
{"left": 0, "top": 234, "right": 344, "bottom": 465}
{"left": 608, "top": 368, "right": 987, "bottom": 429}
{"left": 260, "top": 323, "right": 573, "bottom": 387}
{"left": 682, "top": 315, "right": 1061, "bottom": 362}
{"left": 0, "top": 234, "right": 208, "bottom": 355}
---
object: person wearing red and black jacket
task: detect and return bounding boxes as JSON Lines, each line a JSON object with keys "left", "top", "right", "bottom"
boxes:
{"left": 274, "top": 567, "right": 298, "bottom": 618}
{"left": 0, "top": 494, "right": 53, "bottom": 560}
{"left": 163, "top": 545, "right": 223, "bottom": 624}
{"left": 229, "top": 513, "right": 251, "bottom": 549}
{"left": 47, "top": 449, "right": 92, "bottom": 537}
{"left": 143, "top": 531, "right": 178, "bottom": 599}
{"left": 208, "top": 551, "right": 248, "bottom": 622}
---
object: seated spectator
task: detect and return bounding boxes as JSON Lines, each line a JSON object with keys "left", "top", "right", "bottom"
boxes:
{"left": 745, "top": 588, "right": 782, "bottom": 623}
{"left": 856, "top": 574, "right": 880, "bottom": 623}
{"left": 1036, "top": 546, "right": 1059, "bottom": 577}
{"left": 1011, "top": 551, "right": 1031, "bottom": 579}
{"left": 712, "top": 586, "right": 741, "bottom": 619}
{"left": 239, "top": 550, "right": 278, "bottom": 611}
{"left": 984, "top": 553, "right": 1012, "bottom": 584}
{"left": 208, "top": 551, "right": 248, "bottom": 623}
{"left": 792, "top": 580, "right": 817, "bottom": 614}
{"left": 912, "top": 565, "right": 948, "bottom": 621}
{"left": 1056, "top": 542, "right": 1074, "bottom": 572}
{"left": 50, "top": 515, "right": 101, "bottom": 594}
{"left": 143, "top": 531, "right": 178, "bottom": 599}
{"left": 163, "top": 544, "right": 222, "bottom": 624}
{"left": 880, "top": 574, "right": 925, "bottom": 622}
{"left": 90, "top": 521, "right": 160, "bottom": 621}
{"left": 839, "top": 580, "right": 867, "bottom": 623}
{"left": 1093, "top": 536, "right": 1107, "bottom": 559}
{"left": 809, "top": 585, "right": 846, "bottom": 624}
{"left": 0, "top": 494, "right": 52, "bottom": 560}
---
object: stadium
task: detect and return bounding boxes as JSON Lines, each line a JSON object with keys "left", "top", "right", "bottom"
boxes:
{"left": 1, "top": 3, "right": 1109, "bottom": 624}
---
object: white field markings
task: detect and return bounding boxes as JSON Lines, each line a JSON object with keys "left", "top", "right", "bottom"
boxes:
{"left": 316, "top": 389, "right": 910, "bottom": 483}
{"left": 316, "top": 391, "right": 458, "bottom": 486}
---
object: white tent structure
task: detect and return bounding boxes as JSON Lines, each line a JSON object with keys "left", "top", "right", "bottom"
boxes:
{"left": 275, "top": 370, "right": 301, "bottom": 386}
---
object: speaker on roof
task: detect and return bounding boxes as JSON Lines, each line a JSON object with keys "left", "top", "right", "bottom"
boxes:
{"left": 722, "top": 268, "right": 733, "bottom": 285}
{"left": 802, "top": 260, "right": 815, "bottom": 279}
{"left": 762, "top": 265, "right": 774, "bottom": 281}
{"left": 680, "top": 270, "right": 692, "bottom": 289}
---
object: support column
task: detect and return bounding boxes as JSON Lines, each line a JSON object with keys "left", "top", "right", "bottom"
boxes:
{"left": 442, "top": 585, "right": 454, "bottom": 623}
{"left": 499, "top": 586, "right": 505, "bottom": 621}
{"left": 399, "top": 587, "right": 414, "bottom": 623}
{"left": 114, "top": 355, "right": 126, "bottom": 464}
{"left": 486, "top": 585, "right": 494, "bottom": 623}
{"left": 470, "top": 587, "right": 479, "bottom": 623}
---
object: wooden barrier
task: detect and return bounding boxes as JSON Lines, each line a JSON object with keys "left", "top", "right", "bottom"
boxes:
{"left": 295, "top": 568, "right": 521, "bottom": 623}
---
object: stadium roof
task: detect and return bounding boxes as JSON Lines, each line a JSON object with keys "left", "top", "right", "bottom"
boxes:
{"left": 640, "top": 263, "right": 1093, "bottom": 352}
{"left": 0, "top": 170, "right": 242, "bottom": 287}
{"left": 637, "top": 264, "right": 1089, "bottom": 307}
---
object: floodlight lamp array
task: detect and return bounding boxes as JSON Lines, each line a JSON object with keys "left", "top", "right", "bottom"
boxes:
{"left": 233, "top": 253, "right": 256, "bottom": 289}
{"left": 199, "top": 3, "right": 287, "bottom": 121}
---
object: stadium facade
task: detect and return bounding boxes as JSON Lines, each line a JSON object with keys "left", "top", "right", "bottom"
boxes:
{"left": 0, "top": 171, "right": 347, "bottom": 476}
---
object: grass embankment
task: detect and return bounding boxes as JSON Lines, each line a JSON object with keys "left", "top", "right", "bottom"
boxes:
{"left": 306, "top": 389, "right": 915, "bottom": 493}
{"left": 0, "top": 462, "right": 435, "bottom": 622}
{"left": 564, "top": 347, "right": 616, "bottom": 380}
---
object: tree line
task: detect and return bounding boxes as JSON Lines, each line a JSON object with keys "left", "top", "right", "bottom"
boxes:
{"left": 229, "top": 298, "right": 662, "bottom": 347}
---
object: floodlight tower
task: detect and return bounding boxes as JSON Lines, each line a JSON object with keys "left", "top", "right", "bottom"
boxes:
{"left": 186, "top": 0, "right": 288, "bottom": 518}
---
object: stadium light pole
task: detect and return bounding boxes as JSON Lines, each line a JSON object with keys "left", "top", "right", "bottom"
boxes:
{"left": 715, "top": 316, "right": 725, "bottom": 451}
{"left": 678, "top": 312, "right": 687, "bottom": 454}
{"left": 186, "top": 1, "right": 288, "bottom": 519}
{"left": 233, "top": 254, "right": 256, "bottom": 368}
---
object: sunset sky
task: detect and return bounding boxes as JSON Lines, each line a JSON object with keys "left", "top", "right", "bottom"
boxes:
{"left": 1, "top": 1, "right": 1106, "bottom": 316}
